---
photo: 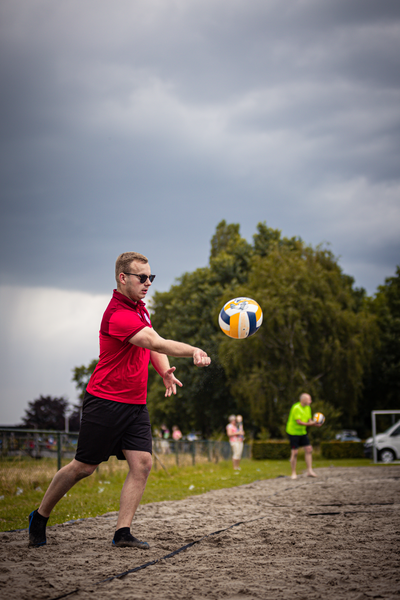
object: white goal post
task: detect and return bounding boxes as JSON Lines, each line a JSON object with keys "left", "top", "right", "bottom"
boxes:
{"left": 371, "top": 410, "right": 400, "bottom": 463}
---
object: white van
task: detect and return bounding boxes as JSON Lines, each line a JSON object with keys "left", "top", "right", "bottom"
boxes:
{"left": 364, "top": 420, "right": 400, "bottom": 462}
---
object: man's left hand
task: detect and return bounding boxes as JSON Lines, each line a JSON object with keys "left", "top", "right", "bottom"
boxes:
{"left": 163, "top": 366, "right": 183, "bottom": 397}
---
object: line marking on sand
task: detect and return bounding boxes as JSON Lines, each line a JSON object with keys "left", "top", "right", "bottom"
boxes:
{"left": 48, "top": 480, "right": 312, "bottom": 600}
{"left": 47, "top": 474, "right": 399, "bottom": 599}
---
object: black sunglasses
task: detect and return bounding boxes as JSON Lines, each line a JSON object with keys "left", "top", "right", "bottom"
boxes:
{"left": 124, "top": 272, "right": 156, "bottom": 284}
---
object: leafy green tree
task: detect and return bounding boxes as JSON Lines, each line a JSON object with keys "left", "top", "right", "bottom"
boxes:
{"left": 378, "top": 267, "right": 400, "bottom": 405}
{"left": 219, "top": 241, "right": 377, "bottom": 435}
{"left": 22, "top": 395, "right": 69, "bottom": 430}
{"left": 252, "top": 221, "right": 300, "bottom": 256}
{"left": 361, "top": 266, "right": 400, "bottom": 435}
{"left": 147, "top": 220, "right": 255, "bottom": 436}
{"left": 72, "top": 359, "right": 98, "bottom": 402}
{"left": 147, "top": 269, "right": 234, "bottom": 435}
{"left": 149, "top": 221, "right": 378, "bottom": 438}
{"left": 69, "top": 360, "right": 99, "bottom": 430}
{"left": 209, "top": 220, "right": 253, "bottom": 285}
{"left": 71, "top": 221, "right": 379, "bottom": 440}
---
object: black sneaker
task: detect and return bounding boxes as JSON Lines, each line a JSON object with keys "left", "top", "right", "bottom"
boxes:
{"left": 112, "top": 531, "right": 149, "bottom": 549}
{"left": 28, "top": 509, "right": 48, "bottom": 547}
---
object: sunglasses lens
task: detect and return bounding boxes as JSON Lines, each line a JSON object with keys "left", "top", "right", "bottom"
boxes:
{"left": 138, "top": 274, "right": 155, "bottom": 283}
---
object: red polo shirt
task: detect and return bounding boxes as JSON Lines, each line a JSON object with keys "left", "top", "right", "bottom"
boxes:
{"left": 87, "top": 290, "right": 152, "bottom": 404}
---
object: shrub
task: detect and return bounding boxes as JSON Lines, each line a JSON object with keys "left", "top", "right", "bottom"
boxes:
{"left": 320, "top": 441, "right": 365, "bottom": 459}
{"left": 252, "top": 441, "right": 291, "bottom": 460}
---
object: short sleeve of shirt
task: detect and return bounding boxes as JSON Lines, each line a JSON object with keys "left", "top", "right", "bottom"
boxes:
{"left": 107, "top": 309, "right": 146, "bottom": 342}
{"left": 292, "top": 405, "right": 304, "bottom": 422}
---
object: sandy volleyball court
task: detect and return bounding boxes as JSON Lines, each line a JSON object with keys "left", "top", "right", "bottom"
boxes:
{"left": 1, "top": 466, "right": 399, "bottom": 600}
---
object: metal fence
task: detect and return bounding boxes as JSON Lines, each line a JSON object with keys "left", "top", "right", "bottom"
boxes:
{"left": 152, "top": 438, "right": 251, "bottom": 470}
{"left": 0, "top": 428, "right": 79, "bottom": 497}
{"left": 0, "top": 428, "right": 251, "bottom": 485}
{"left": 0, "top": 428, "right": 79, "bottom": 470}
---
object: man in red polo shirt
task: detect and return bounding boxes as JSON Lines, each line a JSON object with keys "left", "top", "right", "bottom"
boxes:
{"left": 28, "top": 252, "right": 211, "bottom": 549}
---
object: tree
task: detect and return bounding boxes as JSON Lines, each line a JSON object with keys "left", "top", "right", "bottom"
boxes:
{"left": 147, "top": 267, "right": 235, "bottom": 435}
{"left": 209, "top": 220, "right": 253, "bottom": 286}
{"left": 149, "top": 221, "right": 377, "bottom": 437}
{"left": 146, "top": 221, "right": 257, "bottom": 435}
{"left": 72, "top": 359, "right": 98, "bottom": 402}
{"left": 72, "top": 221, "right": 379, "bottom": 439}
{"left": 378, "top": 267, "right": 400, "bottom": 406}
{"left": 361, "top": 266, "right": 400, "bottom": 435}
{"left": 22, "top": 395, "right": 69, "bottom": 430}
{"left": 219, "top": 241, "right": 377, "bottom": 435}
{"left": 68, "top": 359, "right": 99, "bottom": 431}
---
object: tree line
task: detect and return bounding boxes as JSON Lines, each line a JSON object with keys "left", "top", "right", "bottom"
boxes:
{"left": 21, "top": 221, "right": 400, "bottom": 439}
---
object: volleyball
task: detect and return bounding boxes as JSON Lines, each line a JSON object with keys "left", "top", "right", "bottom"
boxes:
{"left": 313, "top": 412, "right": 325, "bottom": 424}
{"left": 218, "top": 297, "right": 263, "bottom": 339}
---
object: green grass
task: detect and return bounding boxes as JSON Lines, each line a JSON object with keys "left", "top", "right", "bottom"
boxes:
{"left": 0, "top": 454, "right": 382, "bottom": 532}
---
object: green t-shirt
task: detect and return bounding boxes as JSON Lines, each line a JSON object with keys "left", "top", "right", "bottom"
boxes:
{"left": 286, "top": 402, "right": 312, "bottom": 435}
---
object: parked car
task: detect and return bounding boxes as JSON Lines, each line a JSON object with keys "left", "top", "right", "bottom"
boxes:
{"left": 364, "top": 420, "right": 400, "bottom": 462}
{"left": 335, "top": 430, "right": 361, "bottom": 442}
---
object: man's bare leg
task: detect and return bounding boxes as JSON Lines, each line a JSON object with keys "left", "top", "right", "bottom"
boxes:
{"left": 39, "top": 459, "right": 99, "bottom": 517}
{"left": 305, "top": 445, "right": 317, "bottom": 477}
{"left": 29, "top": 459, "right": 98, "bottom": 546}
{"left": 116, "top": 450, "right": 152, "bottom": 529}
{"left": 113, "top": 450, "right": 152, "bottom": 549}
{"left": 290, "top": 449, "right": 298, "bottom": 479}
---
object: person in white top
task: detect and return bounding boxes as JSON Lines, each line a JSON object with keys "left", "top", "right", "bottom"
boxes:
{"left": 226, "top": 415, "right": 245, "bottom": 470}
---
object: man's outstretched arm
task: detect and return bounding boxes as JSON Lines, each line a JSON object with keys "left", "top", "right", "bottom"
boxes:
{"left": 129, "top": 327, "right": 211, "bottom": 366}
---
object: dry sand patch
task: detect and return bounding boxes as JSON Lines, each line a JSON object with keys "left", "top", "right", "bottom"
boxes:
{"left": 1, "top": 466, "right": 399, "bottom": 600}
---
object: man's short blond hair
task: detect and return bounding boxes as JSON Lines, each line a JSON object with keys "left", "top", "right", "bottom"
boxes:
{"left": 115, "top": 252, "right": 148, "bottom": 284}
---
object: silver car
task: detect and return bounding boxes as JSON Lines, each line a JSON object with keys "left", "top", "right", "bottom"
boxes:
{"left": 364, "top": 420, "right": 400, "bottom": 463}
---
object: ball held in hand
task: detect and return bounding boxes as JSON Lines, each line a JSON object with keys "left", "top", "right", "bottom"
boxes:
{"left": 219, "top": 297, "right": 263, "bottom": 339}
{"left": 313, "top": 412, "right": 325, "bottom": 424}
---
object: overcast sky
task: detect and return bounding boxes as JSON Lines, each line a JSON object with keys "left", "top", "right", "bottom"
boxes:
{"left": 1, "top": 0, "right": 399, "bottom": 425}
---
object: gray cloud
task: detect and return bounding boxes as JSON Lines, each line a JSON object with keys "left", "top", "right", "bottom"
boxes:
{"left": 1, "top": 0, "right": 399, "bottom": 298}
{"left": 1, "top": 0, "right": 400, "bottom": 424}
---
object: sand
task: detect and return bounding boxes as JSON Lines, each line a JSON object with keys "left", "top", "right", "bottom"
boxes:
{"left": 1, "top": 466, "right": 399, "bottom": 600}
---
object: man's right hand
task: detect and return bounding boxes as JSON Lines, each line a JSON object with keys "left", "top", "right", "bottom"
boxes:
{"left": 193, "top": 349, "right": 211, "bottom": 367}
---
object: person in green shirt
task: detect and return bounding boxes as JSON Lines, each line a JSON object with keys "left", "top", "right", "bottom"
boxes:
{"left": 286, "top": 393, "right": 321, "bottom": 479}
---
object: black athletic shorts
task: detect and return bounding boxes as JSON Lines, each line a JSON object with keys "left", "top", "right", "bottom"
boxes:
{"left": 75, "top": 392, "right": 153, "bottom": 465}
{"left": 287, "top": 434, "right": 311, "bottom": 450}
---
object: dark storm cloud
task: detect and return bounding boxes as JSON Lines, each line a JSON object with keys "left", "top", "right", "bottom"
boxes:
{"left": 1, "top": 0, "right": 400, "bottom": 424}
{"left": 0, "top": 0, "right": 399, "bottom": 297}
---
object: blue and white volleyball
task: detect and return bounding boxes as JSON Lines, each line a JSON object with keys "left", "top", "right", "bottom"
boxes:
{"left": 218, "top": 297, "right": 263, "bottom": 339}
